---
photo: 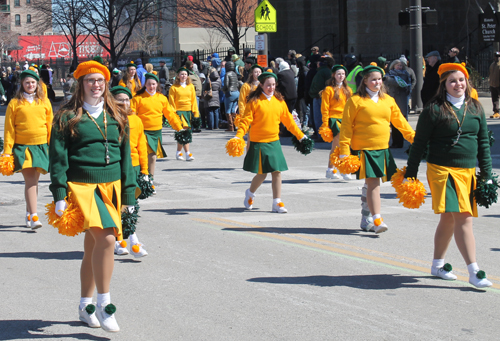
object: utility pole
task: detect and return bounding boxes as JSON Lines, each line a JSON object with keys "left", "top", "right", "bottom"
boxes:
{"left": 410, "top": 0, "right": 423, "bottom": 113}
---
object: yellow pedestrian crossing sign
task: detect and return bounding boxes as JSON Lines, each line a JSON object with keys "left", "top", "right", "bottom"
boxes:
{"left": 255, "top": 0, "right": 277, "bottom": 33}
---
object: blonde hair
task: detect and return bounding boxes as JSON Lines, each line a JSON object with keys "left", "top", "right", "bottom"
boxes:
{"left": 356, "top": 71, "right": 387, "bottom": 99}
{"left": 145, "top": 63, "right": 154, "bottom": 73}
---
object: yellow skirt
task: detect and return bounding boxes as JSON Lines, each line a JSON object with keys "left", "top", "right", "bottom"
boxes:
{"left": 67, "top": 180, "right": 123, "bottom": 239}
{"left": 426, "top": 163, "right": 477, "bottom": 217}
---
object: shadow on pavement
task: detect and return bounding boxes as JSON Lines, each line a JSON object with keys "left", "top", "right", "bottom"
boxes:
{"left": 144, "top": 207, "right": 247, "bottom": 215}
{"left": 162, "top": 167, "right": 237, "bottom": 172}
{"left": 222, "top": 226, "right": 379, "bottom": 238}
{"left": 338, "top": 193, "right": 399, "bottom": 199}
{"left": 0, "top": 251, "right": 83, "bottom": 260}
{"left": 247, "top": 274, "right": 480, "bottom": 291}
{"left": 0, "top": 319, "right": 110, "bottom": 340}
{"left": 483, "top": 214, "right": 500, "bottom": 218}
{"left": 490, "top": 248, "right": 500, "bottom": 252}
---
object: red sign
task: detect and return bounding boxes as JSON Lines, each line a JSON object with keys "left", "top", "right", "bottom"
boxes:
{"left": 11, "top": 35, "right": 109, "bottom": 61}
{"left": 257, "top": 55, "right": 268, "bottom": 68}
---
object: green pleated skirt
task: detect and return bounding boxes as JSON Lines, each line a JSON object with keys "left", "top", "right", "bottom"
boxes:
{"left": 144, "top": 129, "right": 167, "bottom": 159}
{"left": 243, "top": 140, "right": 288, "bottom": 174}
{"left": 177, "top": 111, "right": 192, "bottom": 128}
{"left": 13, "top": 143, "right": 49, "bottom": 174}
{"left": 353, "top": 148, "right": 397, "bottom": 183}
{"left": 329, "top": 118, "right": 341, "bottom": 137}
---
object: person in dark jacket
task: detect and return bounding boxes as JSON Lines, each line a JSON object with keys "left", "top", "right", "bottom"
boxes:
{"left": 158, "top": 60, "right": 169, "bottom": 92}
{"left": 277, "top": 61, "right": 298, "bottom": 112}
{"left": 421, "top": 50, "right": 442, "bottom": 107}
{"left": 204, "top": 68, "right": 222, "bottom": 129}
{"left": 222, "top": 61, "right": 239, "bottom": 131}
{"left": 446, "top": 47, "right": 460, "bottom": 63}
{"left": 225, "top": 47, "right": 236, "bottom": 62}
{"left": 296, "top": 56, "right": 310, "bottom": 128}
{"left": 304, "top": 54, "right": 320, "bottom": 133}
{"left": 309, "top": 56, "right": 334, "bottom": 138}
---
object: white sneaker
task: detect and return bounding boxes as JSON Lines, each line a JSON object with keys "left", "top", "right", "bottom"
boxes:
{"left": 25, "top": 215, "right": 31, "bottom": 228}
{"left": 469, "top": 270, "right": 493, "bottom": 288}
{"left": 30, "top": 215, "right": 42, "bottom": 230}
{"left": 373, "top": 217, "right": 388, "bottom": 234}
{"left": 79, "top": 304, "right": 101, "bottom": 328}
{"left": 95, "top": 304, "right": 120, "bottom": 332}
{"left": 114, "top": 241, "right": 129, "bottom": 255}
{"left": 186, "top": 153, "right": 195, "bottom": 161}
{"left": 244, "top": 189, "right": 255, "bottom": 209}
{"left": 431, "top": 264, "right": 457, "bottom": 280}
{"left": 341, "top": 173, "right": 352, "bottom": 180}
{"left": 272, "top": 201, "right": 288, "bottom": 213}
{"left": 130, "top": 243, "right": 148, "bottom": 258}
{"left": 326, "top": 169, "right": 341, "bottom": 179}
{"left": 176, "top": 153, "right": 185, "bottom": 160}
{"left": 360, "top": 216, "right": 374, "bottom": 232}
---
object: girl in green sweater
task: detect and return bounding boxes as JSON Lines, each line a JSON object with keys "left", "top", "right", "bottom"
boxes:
{"left": 406, "top": 63, "right": 493, "bottom": 289}
{"left": 49, "top": 61, "right": 137, "bottom": 331}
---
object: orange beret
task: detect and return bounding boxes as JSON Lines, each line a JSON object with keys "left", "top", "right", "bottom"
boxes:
{"left": 437, "top": 63, "right": 469, "bottom": 79}
{"left": 74, "top": 60, "right": 110, "bottom": 81}
{"left": 369, "top": 62, "right": 377, "bottom": 66}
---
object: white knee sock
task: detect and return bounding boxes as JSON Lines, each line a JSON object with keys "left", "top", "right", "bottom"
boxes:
{"left": 97, "top": 292, "right": 110, "bottom": 307}
{"left": 129, "top": 233, "right": 139, "bottom": 245}
{"left": 273, "top": 198, "right": 281, "bottom": 204}
{"left": 79, "top": 297, "right": 93, "bottom": 310}
{"left": 467, "top": 262, "right": 479, "bottom": 276}
{"left": 432, "top": 259, "right": 445, "bottom": 268}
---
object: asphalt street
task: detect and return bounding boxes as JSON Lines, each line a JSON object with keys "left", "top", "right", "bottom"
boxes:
{"left": 0, "top": 96, "right": 499, "bottom": 340}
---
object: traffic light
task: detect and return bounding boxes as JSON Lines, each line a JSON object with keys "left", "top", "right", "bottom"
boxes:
{"left": 398, "top": 8, "right": 437, "bottom": 27}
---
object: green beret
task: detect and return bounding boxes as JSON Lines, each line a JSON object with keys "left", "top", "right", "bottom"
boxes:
{"left": 331, "top": 65, "right": 348, "bottom": 74}
{"left": 176, "top": 67, "right": 189, "bottom": 74}
{"left": 258, "top": 71, "right": 277, "bottom": 83}
{"left": 110, "top": 86, "right": 132, "bottom": 99}
{"left": 93, "top": 56, "right": 104, "bottom": 65}
{"left": 126, "top": 61, "right": 137, "bottom": 69}
{"left": 360, "top": 65, "right": 384, "bottom": 77}
{"left": 20, "top": 70, "right": 40, "bottom": 82}
{"left": 250, "top": 64, "right": 264, "bottom": 72}
{"left": 145, "top": 72, "right": 159, "bottom": 83}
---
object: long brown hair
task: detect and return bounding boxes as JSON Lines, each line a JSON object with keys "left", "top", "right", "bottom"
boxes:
{"left": 14, "top": 78, "right": 46, "bottom": 104}
{"left": 247, "top": 77, "right": 284, "bottom": 103}
{"left": 174, "top": 73, "right": 192, "bottom": 86}
{"left": 54, "top": 77, "right": 128, "bottom": 141}
{"left": 326, "top": 75, "right": 351, "bottom": 101}
{"left": 121, "top": 67, "right": 142, "bottom": 93}
{"left": 356, "top": 71, "right": 387, "bottom": 99}
{"left": 428, "top": 70, "right": 481, "bottom": 124}
{"left": 135, "top": 79, "right": 163, "bottom": 96}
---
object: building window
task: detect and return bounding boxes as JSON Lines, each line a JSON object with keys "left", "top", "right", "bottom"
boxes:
{"left": 15, "top": 14, "right": 20, "bottom": 26}
{"left": 14, "top": 0, "right": 20, "bottom": 7}
{"left": 26, "top": 0, "right": 31, "bottom": 4}
{"left": 27, "top": 14, "right": 31, "bottom": 23}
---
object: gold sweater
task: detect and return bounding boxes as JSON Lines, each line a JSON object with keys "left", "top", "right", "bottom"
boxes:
{"left": 128, "top": 114, "right": 148, "bottom": 174}
{"left": 130, "top": 91, "right": 183, "bottom": 131}
{"left": 168, "top": 84, "right": 199, "bottom": 116}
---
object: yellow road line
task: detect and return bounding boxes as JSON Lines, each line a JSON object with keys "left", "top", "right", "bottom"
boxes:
{"left": 193, "top": 217, "right": 500, "bottom": 289}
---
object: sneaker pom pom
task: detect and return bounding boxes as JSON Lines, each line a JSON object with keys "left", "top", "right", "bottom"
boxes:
{"left": 137, "top": 173, "right": 154, "bottom": 199}
{"left": 45, "top": 193, "right": 86, "bottom": 236}
{"left": 104, "top": 303, "right": 116, "bottom": 315}
{"left": 473, "top": 172, "right": 499, "bottom": 208}
{"left": 319, "top": 126, "right": 333, "bottom": 143}
{"left": 120, "top": 240, "right": 127, "bottom": 248}
{"left": 225, "top": 137, "right": 246, "bottom": 157}
{"left": 174, "top": 129, "right": 192, "bottom": 145}
{"left": 121, "top": 201, "right": 139, "bottom": 240}
{"left": 132, "top": 244, "right": 140, "bottom": 253}
{"left": 476, "top": 270, "right": 487, "bottom": 279}
{"left": 443, "top": 263, "right": 453, "bottom": 272}
{"left": 0, "top": 154, "right": 15, "bottom": 176}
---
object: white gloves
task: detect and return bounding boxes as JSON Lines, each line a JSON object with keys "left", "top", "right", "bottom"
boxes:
{"left": 121, "top": 205, "right": 135, "bottom": 213}
{"left": 3, "top": 154, "right": 10, "bottom": 157}
{"left": 402, "top": 178, "right": 409, "bottom": 184}
{"left": 339, "top": 154, "right": 347, "bottom": 159}
{"left": 178, "top": 129, "right": 186, "bottom": 132}
{"left": 143, "top": 175, "right": 149, "bottom": 182}
{"left": 486, "top": 179, "right": 493, "bottom": 185}
{"left": 299, "top": 135, "right": 308, "bottom": 141}
{"left": 55, "top": 200, "right": 67, "bottom": 217}
{"left": 233, "top": 136, "right": 241, "bottom": 139}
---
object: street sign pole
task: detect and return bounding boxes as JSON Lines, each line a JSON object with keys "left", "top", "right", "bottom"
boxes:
{"left": 410, "top": 0, "right": 423, "bottom": 113}
{"left": 255, "top": 0, "right": 276, "bottom": 69}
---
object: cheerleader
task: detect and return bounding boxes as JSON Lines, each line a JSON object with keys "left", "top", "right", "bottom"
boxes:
{"left": 236, "top": 72, "right": 307, "bottom": 213}
{"left": 168, "top": 67, "right": 200, "bottom": 161}
{"left": 321, "top": 65, "right": 352, "bottom": 180}
{"left": 130, "top": 73, "right": 185, "bottom": 182}
{"left": 405, "top": 63, "right": 493, "bottom": 288}
{"left": 119, "top": 61, "right": 142, "bottom": 96}
{"left": 339, "top": 65, "right": 415, "bottom": 233}
{"left": 2, "top": 69, "right": 53, "bottom": 229}
{"left": 238, "top": 64, "right": 263, "bottom": 121}
{"left": 49, "top": 61, "right": 137, "bottom": 332}
{"left": 110, "top": 86, "right": 148, "bottom": 258}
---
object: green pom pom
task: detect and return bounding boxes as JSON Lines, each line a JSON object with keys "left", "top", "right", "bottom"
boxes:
{"left": 162, "top": 117, "right": 171, "bottom": 128}
{"left": 137, "top": 173, "right": 154, "bottom": 200}
{"left": 192, "top": 117, "right": 202, "bottom": 130}
{"left": 85, "top": 304, "right": 96, "bottom": 315}
{"left": 489, "top": 130, "right": 495, "bottom": 147}
{"left": 291, "top": 132, "right": 314, "bottom": 155}
{"left": 104, "top": 303, "right": 117, "bottom": 315}
{"left": 121, "top": 200, "right": 139, "bottom": 239}
{"left": 473, "top": 172, "right": 499, "bottom": 208}
{"left": 174, "top": 130, "right": 192, "bottom": 145}
{"left": 476, "top": 270, "right": 486, "bottom": 279}
{"left": 443, "top": 263, "right": 452, "bottom": 272}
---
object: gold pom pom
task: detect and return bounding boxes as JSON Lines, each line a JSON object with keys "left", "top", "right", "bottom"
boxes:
{"left": 45, "top": 192, "right": 86, "bottom": 237}
{"left": 319, "top": 126, "right": 333, "bottom": 143}
{"left": 337, "top": 155, "right": 361, "bottom": 174}
{"left": 234, "top": 115, "right": 241, "bottom": 129}
{"left": 397, "top": 178, "right": 427, "bottom": 209}
{"left": 225, "top": 138, "right": 246, "bottom": 157}
{"left": 329, "top": 147, "right": 341, "bottom": 168}
{"left": 391, "top": 167, "right": 406, "bottom": 194}
{"left": 0, "top": 155, "right": 15, "bottom": 176}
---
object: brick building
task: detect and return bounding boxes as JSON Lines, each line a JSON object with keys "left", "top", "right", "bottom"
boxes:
{"left": 1, "top": 0, "right": 52, "bottom": 36}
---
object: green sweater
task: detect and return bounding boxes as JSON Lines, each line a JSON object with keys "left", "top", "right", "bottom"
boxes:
{"left": 49, "top": 111, "right": 137, "bottom": 205}
{"left": 406, "top": 102, "right": 492, "bottom": 179}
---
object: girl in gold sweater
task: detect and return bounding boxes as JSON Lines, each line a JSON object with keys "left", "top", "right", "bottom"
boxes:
{"left": 168, "top": 68, "right": 200, "bottom": 161}
{"left": 235, "top": 72, "right": 307, "bottom": 213}
{"left": 320, "top": 65, "right": 352, "bottom": 180}
{"left": 119, "top": 62, "right": 142, "bottom": 97}
{"left": 3, "top": 70, "right": 53, "bottom": 229}
{"left": 339, "top": 65, "right": 415, "bottom": 233}
{"left": 238, "top": 64, "right": 263, "bottom": 122}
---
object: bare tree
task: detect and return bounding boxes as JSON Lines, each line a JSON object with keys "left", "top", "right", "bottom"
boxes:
{"left": 0, "top": 14, "right": 20, "bottom": 60}
{"left": 32, "top": 0, "right": 89, "bottom": 69}
{"left": 127, "top": 20, "right": 164, "bottom": 55}
{"left": 81, "top": 0, "right": 175, "bottom": 67}
{"left": 201, "top": 28, "right": 225, "bottom": 51}
{"left": 176, "top": 0, "right": 255, "bottom": 54}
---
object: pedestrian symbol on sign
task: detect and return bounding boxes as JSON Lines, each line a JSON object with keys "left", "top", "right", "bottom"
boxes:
{"left": 254, "top": 0, "right": 276, "bottom": 32}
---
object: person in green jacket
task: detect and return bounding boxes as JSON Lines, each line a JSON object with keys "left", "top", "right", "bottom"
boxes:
{"left": 49, "top": 60, "right": 137, "bottom": 332}
{"left": 406, "top": 63, "right": 493, "bottom": 289}
{"left": 309, "top": 56, "right": 334, "bottom": 138}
